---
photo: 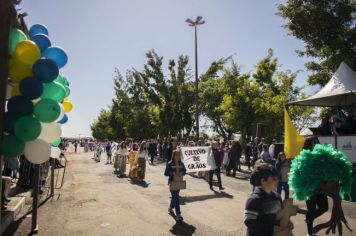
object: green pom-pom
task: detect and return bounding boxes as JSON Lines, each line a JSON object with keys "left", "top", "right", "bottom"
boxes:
{"left": 288, "top": 144, "right": 353, "bottom": 201}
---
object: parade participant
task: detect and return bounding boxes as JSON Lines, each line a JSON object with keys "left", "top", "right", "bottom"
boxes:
{"left": 244, "top": 140, "right": 252, "bottom": 170}
{"left": 94, "top": 143, "right": 102, "bottom": 162}
{"left": 289, "top": 137, "right": 353, "bottom": 235}
{"left": 275, "top": 152, "right": 290, "bottom": 200}
{"left": 128, "top": 143, "right": 138, "bottom": 179}
{"left": 252, "top": 137, "right": 259, "bottom": 167}
{"left": 74, "top": 141, "right": 78, "bottom": 152}
{"left": 105, "top": 142, "right": 113, "bottom": 164}
{"left": 301, "top": 136, "right": 328, "bottom": 235}
{"left": 260, "top": 144, "right": 274, "bottom": 165}
{"left": 137, "top": 141, "right": 148, "bottom": 181}
{"left": 209, "top": 141, "right": 224, "bottom": 191}
{"left": 245, "top": 162, "right": 282, "bottom": 236}
{"left": 148, "top": 140, "right": 157, "bottom": 165}
{"left": 164, "top": 150, "right": 186, "bottom": 221}
{"left": 222, "top": 143, "right": 230, "bottom": 172}
{"left": 118, "top": 141, "right": 129, "bottom": 177}
{"left": 164, "top": 137, "right": 177, "bottom": 163}
{"left": 227, "top": 140, "right": 242, "bottom": 176}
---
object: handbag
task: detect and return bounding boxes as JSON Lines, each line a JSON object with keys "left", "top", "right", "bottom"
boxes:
{"left": 169, "top": 161, "right": 186, "bottom": 191}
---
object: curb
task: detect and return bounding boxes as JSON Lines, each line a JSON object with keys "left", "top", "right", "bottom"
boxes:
{"left": 0, "top": 187, "right": 32, "bottom": 235}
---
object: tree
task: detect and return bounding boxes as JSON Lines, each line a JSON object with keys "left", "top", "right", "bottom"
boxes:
{"left": 90, "top": 109, "right": 114, "bottom": 140}
{"left": 278, "top": 0, "right": 356, "bottom": 86}
{"left": 199, "top": 58, "right": 235, "bottom": 139}
{"left": 95, "top": 50, "right": 195, "bottom": 140}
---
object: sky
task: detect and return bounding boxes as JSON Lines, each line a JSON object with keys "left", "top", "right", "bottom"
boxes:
{"left": 20, "top": 0, "right": 316, "bottom": 138}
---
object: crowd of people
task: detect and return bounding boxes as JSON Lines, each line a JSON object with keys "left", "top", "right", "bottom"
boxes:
{"left": 83, "top": 136, "right": 291, "bottom": 224}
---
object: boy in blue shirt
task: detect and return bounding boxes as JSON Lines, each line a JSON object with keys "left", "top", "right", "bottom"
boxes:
{"left": 244, "top": 162, "right": 281, "bottom": 236}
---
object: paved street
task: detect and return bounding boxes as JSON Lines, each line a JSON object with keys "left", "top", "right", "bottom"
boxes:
{"left": 5, "top": 149, "right": 356, "bottom": 236}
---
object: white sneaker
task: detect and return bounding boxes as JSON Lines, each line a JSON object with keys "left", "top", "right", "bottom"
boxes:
{"left": 175, "top": 214, "right": 183, "bottom": 221}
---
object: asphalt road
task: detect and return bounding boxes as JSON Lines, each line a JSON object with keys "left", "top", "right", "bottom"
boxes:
{"left": 5, "top": 149, "right": 356, "bottom": 236}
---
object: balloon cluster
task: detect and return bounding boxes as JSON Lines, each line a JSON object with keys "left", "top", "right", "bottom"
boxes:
{"left": 2, "top": 24, "right": 72, "bottom": 164}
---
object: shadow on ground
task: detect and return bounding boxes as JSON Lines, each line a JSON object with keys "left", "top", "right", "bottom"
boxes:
{"left": 170, "top": 221, "right": 196, "bottom": 236}
{"left": 180, "top": 191, "right": 233, "bottom": 204}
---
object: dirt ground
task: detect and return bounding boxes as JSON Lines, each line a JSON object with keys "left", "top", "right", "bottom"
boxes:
{"left": 4, "top": 148, "right": 356, "bottom": 236}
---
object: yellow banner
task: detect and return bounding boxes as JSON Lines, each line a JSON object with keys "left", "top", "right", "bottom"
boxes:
{"left": 284, "top": 108, "right": 305, "bottom": 159}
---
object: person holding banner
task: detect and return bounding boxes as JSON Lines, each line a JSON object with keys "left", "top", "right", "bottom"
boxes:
{"left": 164, "top": 150, "right": 186, "bottom": 221}
{"left": 209, "top": 141, "right": 224, "bottom": 191}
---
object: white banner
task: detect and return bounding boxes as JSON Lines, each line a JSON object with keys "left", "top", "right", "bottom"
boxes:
{"left": 180, "top": 146, "right": 216, "bottom": 173}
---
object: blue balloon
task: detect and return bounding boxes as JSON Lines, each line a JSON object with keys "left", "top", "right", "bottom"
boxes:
{"left": 4, "top": 112, "right": 17, "bottom": 134}
{"left": 32, "top": 58, "right": 59, "bottom": 83}
{"left": 29, "top": 24, "right": 49, "bottom": 38}
{"left": 7, "top": 96, "right": 33, "bottom": 117}
{"left": 42, "top": 46, "right": 68, "bottom": 68}
{"left": 58, "top": 114, "right": 68, "bottom": 124}
{"left": 31, "top": 34, "right": 51, "bottom": 52}
{"left": 19, "top": 77, "right": 43, "bottom": 99}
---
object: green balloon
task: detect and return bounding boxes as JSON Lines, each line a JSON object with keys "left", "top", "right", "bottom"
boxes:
{"left": 41, "top": 81, "right": 66, "bottom": 102}
{"left": 52, "top": 138, "right": 61, "bottom": 147}
{"left": 14, "top": 115, "right": 41, "bottom": 141}
{"left": 8, "top": 28, "right": 27, "bottom": 54}
{"left": 1, "top": 135, "right": 25, "bottom": 158}
{"left": 64, "top": 85, "right": 70, "bottom": 97}
{"left": 54, "top": 74, "right": 67, "bottom": 86}
{"left": 34, "top": 99, "right": 60, "bottom": 122}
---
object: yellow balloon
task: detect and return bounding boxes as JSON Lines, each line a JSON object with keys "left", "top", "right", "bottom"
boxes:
{"left": 11, "top": 84, "right": 21, "bottom": 96}
{"left": 63, "top": 100, "right": 73, "bottom": 113}
{"left": 13, "top": 40, "right": 40, "bottom": 65}
{"left": 8, "top": 58, "right": 32, "bottom": 83}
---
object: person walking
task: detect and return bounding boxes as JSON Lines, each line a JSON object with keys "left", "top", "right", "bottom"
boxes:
{"left": 303, "top": 136, "right": 328, "bottom": 235}
{"left": 227, "top": 141, "right": 242, "bottom": 176}
{"left": 164, "top": 150, "right": 186, "bottom": 221}
{"left": 118, "top": 141, "right": 129, "bottom": 177}
{"left": 74, "top": 141, "right": 78, "bottom": 153}
{"left": 209, "top": 141, "right": 224, "bottom": 191}
{"left": 244, "top": 141, "right": 253, "bottom": 170}
{"left": 105, "top": 142, "right": 113, "bottom": 164}
{"left": 164, "top": 138, "right": 177, "bottom": 163}
{"left": 137, "top": 141, "right": 148, "bottom": 182}
{"left": 275, "top": 152, "right": 290, "bottom": 200}
{"left": 245, "top": 162, "right": 282, "bottom": 236}
{"left": 148, "top": 140, "right": 157, "bottom": 165}
{"left": 128, "top": 143, "right": 138, "bottom": 179}
{"left": 252, "top": 137, "right": 259, "bottom": 167}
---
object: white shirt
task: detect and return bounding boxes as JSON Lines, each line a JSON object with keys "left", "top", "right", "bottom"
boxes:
{"left": 137, "top": 150, "right": 148, "bottom": 159}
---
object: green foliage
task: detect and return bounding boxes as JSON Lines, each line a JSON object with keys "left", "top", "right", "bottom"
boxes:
{"left": 278, "top": 0, "right": 356, "bottom": 86}
{"left": 288, "top": 144, "right": 353, "bottom": 201}
{"left": 92, "top": 49, "right": 315, "bottom": 141}
{"left": 91, "top": 50, "right": 195, "bottom": 140}
{"left": 90, "top": 109, "right": 114, "bottom": 140}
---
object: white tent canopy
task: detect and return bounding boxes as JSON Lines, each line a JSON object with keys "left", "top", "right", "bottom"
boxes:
{"left": 288, "top": 62, "right": 356, "bottom": 107}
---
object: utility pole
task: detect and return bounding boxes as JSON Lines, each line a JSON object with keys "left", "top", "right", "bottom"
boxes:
{"left": 186, "top": 16, "right": 205, "bottom": 141}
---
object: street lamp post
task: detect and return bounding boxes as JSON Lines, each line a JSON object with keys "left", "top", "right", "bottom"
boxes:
{"left": 186, "top": 16, "right": 205, "bottom": 141}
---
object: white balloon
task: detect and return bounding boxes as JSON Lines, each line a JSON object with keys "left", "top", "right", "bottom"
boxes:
{"left": 55, "top": 103, "right": 65, "bottom": 122}
{"left": 38, "top": 122, "right": 62, "bottom": 143}
{"left": 24, "top": 139, "right": 51, "bottom": 164}
{"left": 50, "top": 147, "right": 61, "bottom": 159}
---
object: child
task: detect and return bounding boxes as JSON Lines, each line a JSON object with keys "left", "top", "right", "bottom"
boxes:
{"left": 245, "top": 162, "right": 282, "bottom": 236}
{"left": 128, "top": 143, "right": 138, "bottom": 179}
{"left": 275, "top": 152, "right": 290, "bottom": 200}
{"left": 164, "top": 150, "right": 186, "bottom": 221}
